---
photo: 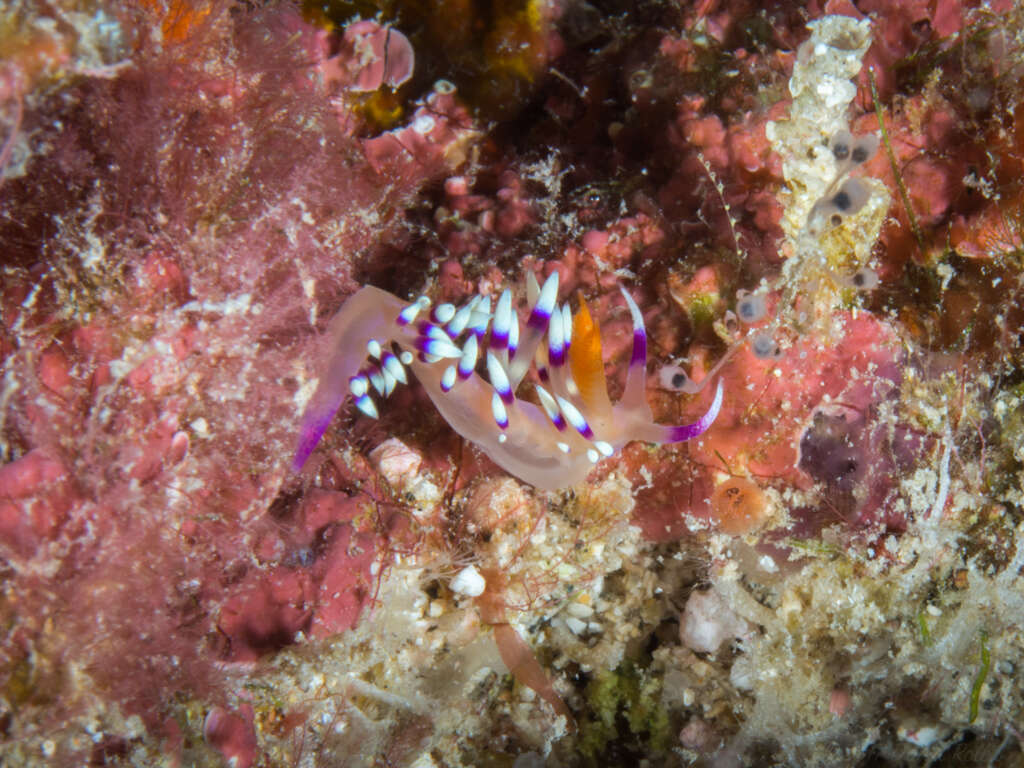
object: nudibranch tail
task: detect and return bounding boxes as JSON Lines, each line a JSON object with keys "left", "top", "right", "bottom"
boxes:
{"left": 628, "top": 377, "right": 724, "bottom": 445}
{"left": 293, "top": 272, "right": 723, "bottom": 490}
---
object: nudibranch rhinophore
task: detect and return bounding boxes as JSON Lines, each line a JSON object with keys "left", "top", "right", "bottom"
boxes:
{"left": 293, "top": 272, "right": 723, "bottom": 490}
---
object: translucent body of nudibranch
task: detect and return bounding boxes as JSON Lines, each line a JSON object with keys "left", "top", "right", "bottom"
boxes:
{"left": 293, "top": 272, "right": 723, "bottom": 490}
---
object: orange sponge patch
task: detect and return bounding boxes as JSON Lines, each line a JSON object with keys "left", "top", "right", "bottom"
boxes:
{"left": 710, "top": 477, "right": 771, "bottom": 535}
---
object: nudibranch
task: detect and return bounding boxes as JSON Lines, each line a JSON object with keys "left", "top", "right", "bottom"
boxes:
{"left": 293, "top": 272, "right": 723, "bottom": 490}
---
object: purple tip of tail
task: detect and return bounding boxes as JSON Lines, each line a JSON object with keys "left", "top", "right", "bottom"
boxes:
{"left": 292, "top": 410, "right": 336, "bottom": 472}
{"left": 664, "top": 379, "right": 724, "bottom": 443}
{"left": 630, "top": 328, "right": 647, "bottom": 367}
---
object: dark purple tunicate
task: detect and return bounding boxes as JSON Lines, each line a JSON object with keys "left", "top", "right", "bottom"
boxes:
{"left": 798, "top": 410, "right": 863, "bottom": 493}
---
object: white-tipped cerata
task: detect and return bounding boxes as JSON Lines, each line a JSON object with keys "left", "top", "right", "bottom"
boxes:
{"left": 535, "top": 385, "right": 566, "bottom": 430}
{"left": 418, "top": 337, "right": 463, "bottom": 359}
{"left": 487, "top": 351, "right": 514, "bottom": 403}
{"left": 440, "top": 365, "right": 457, "bottom": 392}
{"left": 382, "top": 353, "right": 407, "bottom": 385}
{"left": 468, "top": 295, "right": 491, "bottom": 336}
{"left": 447, "top": 302, "right": 474, "bottom": 336}
{"left": 349, "top": 375, "right": 368, "bottom": 398}
{"left": 561, "top": 304, "right": 573, "bottom": 347}
{"left": 555, "top": 395, "right": 593, "bottom": 439}
{"left": 492, "top": 289, "right": 513, "bottom": 349}
{"left": 458, "top": 334, "right": 479, "bottom": 379}
{"left": 397, "top": 296, "right": 430, "bottom": 325}
{"left": 491, "top": 391, "right": 509, "bottom": 429}
{"left": 367, "top": 368, "right": 386, "bottom": 395}
{"left": 354, "top": 394, "right": 379, "bottom": 419}
{"left": 432, "top": 303, "right": 456, "bottom": 324}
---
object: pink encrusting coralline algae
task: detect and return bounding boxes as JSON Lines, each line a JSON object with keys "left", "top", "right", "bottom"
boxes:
{"left": 294, "top": 271, "right": 723, "bottom": 489}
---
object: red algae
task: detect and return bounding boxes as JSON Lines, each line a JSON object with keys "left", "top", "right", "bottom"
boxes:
{"left": 0, "top": 0, "right": 476, "bottom": 759}
{"left": 0, "top": 450, "right": 74, "bottom": 557}
{"left": 204, "top": 704, "right": 258, "bottom": 768}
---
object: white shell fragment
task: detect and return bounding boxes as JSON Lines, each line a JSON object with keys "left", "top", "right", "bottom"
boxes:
{"left": 679, "top": 588, "right": 750, "bottom": 654}
{"left": 565, "top": 616, "right": 588, "bottom": 635}
{"left": 450, "top": 565, "right": 486, "bottom": 597}
{"left": 369, "top": 437, "right": 422, "bottom": 489}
